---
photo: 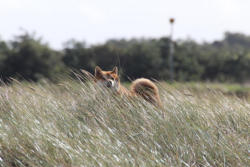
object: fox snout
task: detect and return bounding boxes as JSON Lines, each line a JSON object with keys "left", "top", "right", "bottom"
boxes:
{"left": 106, "top": 80, "right": 113, "bottom": 88}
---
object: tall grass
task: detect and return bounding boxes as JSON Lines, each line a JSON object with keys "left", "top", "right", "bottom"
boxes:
{"left": 0, "top": 78, "right": 249, "bottom": 167}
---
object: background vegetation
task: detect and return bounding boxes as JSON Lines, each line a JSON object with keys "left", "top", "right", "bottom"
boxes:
{"left": 0, "top": 32, "right": 250, "bottom": 83}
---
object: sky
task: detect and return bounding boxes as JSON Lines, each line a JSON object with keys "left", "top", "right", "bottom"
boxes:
{"left": 0, "top": 0, "right": 250, "bottom": 49}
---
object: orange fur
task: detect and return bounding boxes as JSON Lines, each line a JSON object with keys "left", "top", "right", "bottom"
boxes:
{"left": 92, "top": 66, "right": 162, "bottom": 107}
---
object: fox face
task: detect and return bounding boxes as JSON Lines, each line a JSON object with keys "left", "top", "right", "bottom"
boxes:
{"left": 94, "top": 66, "right": 120, "bottom": 91}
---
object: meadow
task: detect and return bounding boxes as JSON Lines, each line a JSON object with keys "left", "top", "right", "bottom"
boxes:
{"left": 0, "top": 77, "right": 249, "bottom": 167}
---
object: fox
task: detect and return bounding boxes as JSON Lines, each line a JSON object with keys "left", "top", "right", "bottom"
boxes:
{"left": 81, "top": 66, "right": 162, "bottom": 107}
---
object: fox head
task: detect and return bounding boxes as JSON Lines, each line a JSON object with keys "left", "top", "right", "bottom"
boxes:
{"left": 94, "top": 66, "right": 120, "bottom": 91}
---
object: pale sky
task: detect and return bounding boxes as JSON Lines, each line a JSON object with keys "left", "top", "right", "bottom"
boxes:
{"left": 0, "top": 0, "right": 249, "bottom": 49}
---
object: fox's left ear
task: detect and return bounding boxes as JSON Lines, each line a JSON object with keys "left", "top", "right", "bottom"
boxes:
{"left": 112, "top": 66, "right": 118, "bottom": 74}
{"left": 95, "top": 66, "right": 102, "bottom": 77}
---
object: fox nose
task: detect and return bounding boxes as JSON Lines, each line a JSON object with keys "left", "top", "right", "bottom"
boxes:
{"left": 107, "top": 80, "right": 113, "bottom": 88}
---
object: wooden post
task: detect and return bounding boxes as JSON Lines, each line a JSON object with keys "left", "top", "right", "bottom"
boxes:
{"left": 169, "top": 18, "right": 175, "bottom": 81}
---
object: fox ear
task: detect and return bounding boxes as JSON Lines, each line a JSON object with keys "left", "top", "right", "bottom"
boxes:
{"left": 112, "top": 66, "right": 118, "bottom": 74}
{"left": 95, "top": 66, "right": 102, "bottom": 77}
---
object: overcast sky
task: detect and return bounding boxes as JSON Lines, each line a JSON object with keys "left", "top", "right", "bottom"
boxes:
{"left": 0, "top": 0, "right": 249, "bottom": 49}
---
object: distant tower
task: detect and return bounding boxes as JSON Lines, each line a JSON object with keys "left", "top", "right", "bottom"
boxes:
{"left": 169, "top": 18, "right": 175, "bottom": 81}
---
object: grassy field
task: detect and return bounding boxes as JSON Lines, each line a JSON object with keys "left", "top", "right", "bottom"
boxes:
{"left": 0, "top": 77, "right": 249, "bottom": 167}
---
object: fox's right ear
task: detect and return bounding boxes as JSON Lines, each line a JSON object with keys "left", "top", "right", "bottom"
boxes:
{"left": 95, "top": 66, "right": 102, "bottom": 77}
{"left": 112, "top": 66, "right": 118, "bottom": 74}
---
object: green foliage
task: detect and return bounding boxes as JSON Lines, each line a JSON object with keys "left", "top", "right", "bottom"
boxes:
{"left": 61, "top": 32, "right": 250, "bottom": 82}
{"left": 174, "top": 40, "right": 204, "bottom": 81}
{"left": 0, "top": 40, "right": 9, "bottom": 73}
{"left": 63, "top": 40, "right": 93, "bottom": 72}
{"left": 0, "top": 33, "right": 65, "bottom": 82}
{"left": 0, "top": 32, "right": 250, "bottom": 82}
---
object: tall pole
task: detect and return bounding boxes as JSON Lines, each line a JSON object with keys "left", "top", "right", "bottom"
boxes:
{"left": 169, "top": 18, "right": 175, "bottom": 81}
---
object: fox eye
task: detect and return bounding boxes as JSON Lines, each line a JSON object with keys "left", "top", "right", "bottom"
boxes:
{"left": 107, "top": 75, "right": 114, "bottom": 80}
{"left": 100, "top": 76, "right": 106, "bottom": 80}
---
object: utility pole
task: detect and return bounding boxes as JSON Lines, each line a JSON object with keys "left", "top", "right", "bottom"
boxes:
{"left": 169, "top": 18, "right": 175, "bottom": 81}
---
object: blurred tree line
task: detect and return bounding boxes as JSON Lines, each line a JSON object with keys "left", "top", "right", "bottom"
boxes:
{"left": 0, "top": 32, "right": 250, "bottom": 83}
